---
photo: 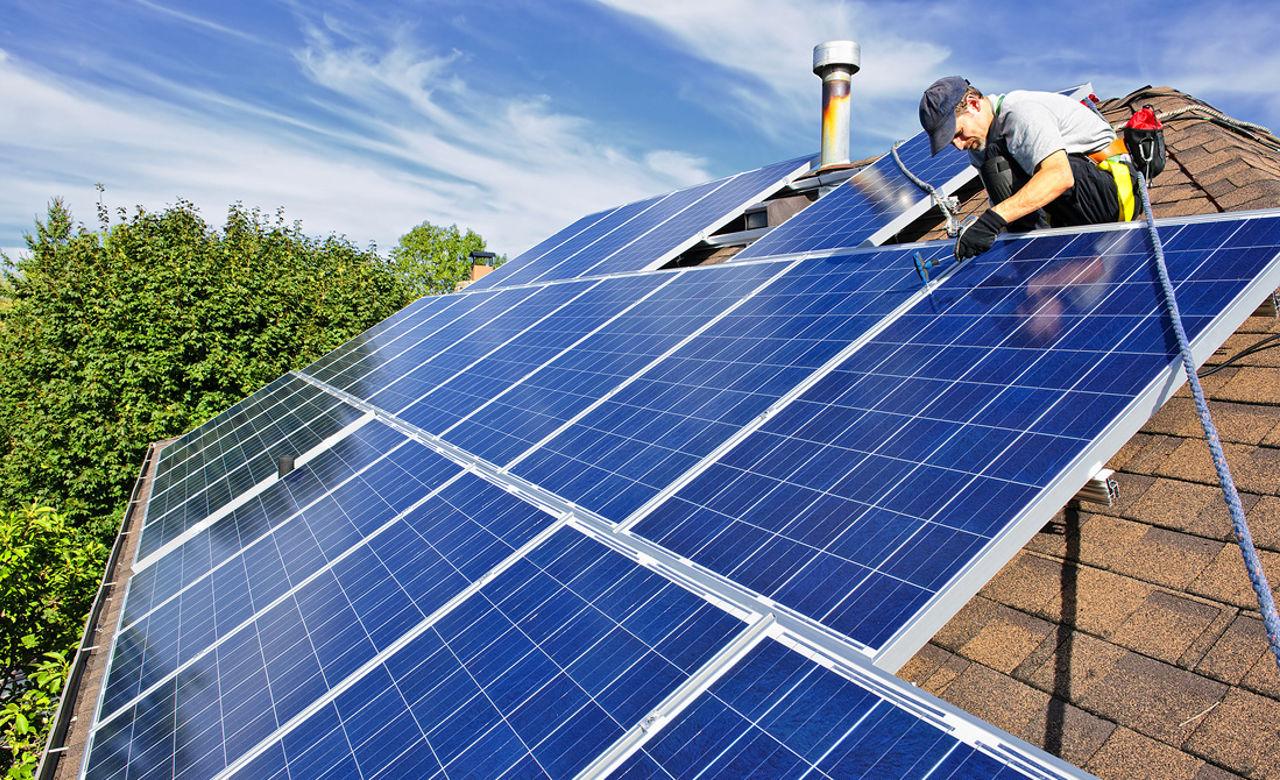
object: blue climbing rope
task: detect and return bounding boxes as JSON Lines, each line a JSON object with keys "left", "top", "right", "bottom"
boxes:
{"left": 1135, "top": 171, "right": 1280, "bottom": 674}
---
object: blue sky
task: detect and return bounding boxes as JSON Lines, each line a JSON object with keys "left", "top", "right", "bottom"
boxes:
{"left": 2, "top": 0, "right": 1277, "bottom": 261}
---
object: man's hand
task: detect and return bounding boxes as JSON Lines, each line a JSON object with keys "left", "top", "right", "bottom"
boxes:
{"left": 955, "top": 208, "right": 1008, "bottom": 259}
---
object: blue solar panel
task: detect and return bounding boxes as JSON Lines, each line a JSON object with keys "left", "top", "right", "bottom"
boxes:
{"left": 511, "top": 246, "right": 929, "bottom": 522}
{"left": 550, "top": 155, "right": 813, "bottom": 281}
{"left": 489, "top": 196, "right": 669, "bottom": 288}
{"left": 395, "top": 273, "right": 672, "bottom": 434}
{"left": 85, "top": 474, "right": 559, "bottom": 780}
{"left": 100, "top": 438, "right": 462, "bottom": 719}
{"left": 463, "top": 206, "right": 620, "bottom": 293}
{"left": 226, "top": 528, "right": 747, "bottom": 779}
{"left": 475, "top": 156, "right": 809, "bottom": 290}
{"left": 735, "top": 133, "right": 973, "bottom": 260}
{"left": 302, "top": 292, "right": 476, "bottom": 384}
{"left": 138, "top": 377, "right": 368, "bottom": 561}
{"left": 316, "top": 286, "right": 546, "bottom": 396}
{"left": 124, "top": 421, "right": 411, "bottom": 622}
{"left": 442, "top": 260, "right": 789, "bottom": 466}
{"left": 632, "top": 215, "right": 1280, "bottom": 655}
{"left": 360, "top": 280, "right": 599, "bottom": 418}
{"left": 736, "top": 87, "right": 1091, "bottom": 262}
{"left": 613, "top": 635, "right": 1077, "bottom": 778}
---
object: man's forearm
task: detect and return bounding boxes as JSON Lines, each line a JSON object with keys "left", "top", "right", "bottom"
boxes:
{"left": 992, "top": 151, "right": 1073, "bottom": 223}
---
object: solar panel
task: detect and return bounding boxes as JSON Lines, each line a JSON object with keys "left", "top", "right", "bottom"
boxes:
{"left": 734, "top": 133, "right": 973, "bottom": 259}
{"left": 86, "top": 473, "right": 559, "bottom": 779}
{"left": 462, "top": 206, "right": 621, "bottom": 292}
{"left": 137, "top": 376, "right": 371, "bottom": 561}
{"left": 440, "top": 260, "right": 789, "bottom": 465}
{"left": 735, "top": 85, "right": 1092, "bottom": 261}
{"left": 606, "top": 633, "right": 1087, "bottom": 778}
{"left": 630, "top": 213, "right": 1280, "bottom": 665}
{"left": 508, "top": 245, "right": 934, "bottom": 522}
{"left": 80, "top": 174, "right": 1280, "bottom": 779}
{"left": 470, "top": 156, "right": 811, "bottom": 289}
{"left": 124, "top": 421, "right": 413, "bottom": 620}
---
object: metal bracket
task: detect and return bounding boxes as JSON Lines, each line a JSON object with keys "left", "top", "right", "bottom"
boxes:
{"left": 1071, "top": 467, "right": 1120, "bottom": 506}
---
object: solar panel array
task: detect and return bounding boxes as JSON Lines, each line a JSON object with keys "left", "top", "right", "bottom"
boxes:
{"left": 467, "top": 155, "right": 813, "bottom": 290}
{"left": 81, "top": 151, "right": 1280, "bottom": 777}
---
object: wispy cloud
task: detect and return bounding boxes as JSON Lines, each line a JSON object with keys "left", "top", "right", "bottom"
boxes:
{"left": 594, "top": 0, "right": 952, "bottom": 145}
{"left": 0, "top": 22, "right": 713, "bottom": 256}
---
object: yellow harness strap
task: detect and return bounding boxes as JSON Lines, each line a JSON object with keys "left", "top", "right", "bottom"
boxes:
{"left": 1097, "top": 156, "right": 1137, "bottom": 222}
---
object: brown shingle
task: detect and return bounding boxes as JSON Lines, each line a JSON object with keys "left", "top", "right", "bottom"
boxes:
{"left": 1215, "top": 368, "right": 1280, "bottom": 406}
{"left": 1185, "top": 689, "right": 1280, "bottom": 778}
{"left": 1021, "top": 699, "right": 1116, "bottom": 768}
{"left": 1078, "top": 652, "right": 1228, "bottom": 744}
{"left": 1189, "top": 544, "right": 1280, "bottom": 609}
{"left": 1198, "top": 614, "right": 1272, "bottom": 687}
{"left": 957, "top": 604, "right": 1056, "bottom": 672}
{"left": 1108, "top": 527, "right": 1221, "bottom": 589}
{"left": 1109, "top": 591, "right": 1230, "bottom": 664}
{"left": 1018, "top": 632, "right": 1129, "bottom": 700}
{"left": 936, "top": 662, "right": 1051, "bottom": 737}
{"left": 1087, "top": 727, "right": 1205, "bottom": 780}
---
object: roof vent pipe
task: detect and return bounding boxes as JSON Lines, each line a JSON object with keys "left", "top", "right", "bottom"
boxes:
{"left": 812, "top": 40, "right": 860, "bottom": 170}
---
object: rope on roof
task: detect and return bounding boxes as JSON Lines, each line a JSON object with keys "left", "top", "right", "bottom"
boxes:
{"left": 890, "top": 140, "right": 962, "bottom": 236}
{"left": 1135, "top": 170, "right": 1280, "bottom": 675}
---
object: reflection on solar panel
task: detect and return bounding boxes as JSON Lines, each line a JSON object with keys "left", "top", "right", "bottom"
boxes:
{"left": 735, "top": 133, "right": 973, "bottom": 259}
{"left": 469, "top": 155, "right": 811, "bottom": 289}
{"left": 80, "top": 191, "right": 1280, "bottom": 779}
{"left": 633, "top": 215, "right": 1280, "bottom": 664}
{"left": 608, "top": 633, "right": 1083, "bottom": 778}
{"left": 137, "top": 375, "right": 371, "bottom": 561}
{"left": 736, "top": 85, "right": 1092, "bottom": 261}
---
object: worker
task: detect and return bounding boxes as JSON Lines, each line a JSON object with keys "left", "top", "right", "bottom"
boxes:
{"left": 918, "top": 77, "right": 1140, "bottom": 259}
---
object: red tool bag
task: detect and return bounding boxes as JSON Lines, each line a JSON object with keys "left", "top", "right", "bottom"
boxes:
{"left": 1124, "top": 105, "right": 1166, "bottom": 180}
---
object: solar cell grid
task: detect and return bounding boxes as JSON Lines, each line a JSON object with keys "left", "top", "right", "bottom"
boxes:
{"left": 614, "top": 635, "right": 1075, "bottom": 779}
{"left": 85, "top": 474, "right": 560, "bottom": 780}
{"left": 316, "top": 285, "right": 545, "bottom": 396}
{"left": 564, "top": 155, "right": 813, "bottom": 281}
{"left": 151, "top": 375, "right": 294, "bottom": 477}
{"left": 632, "top": 215, "right": 1280, "bottom": 655}
{"left": 124, "top": 421, "right": 409, "bottom": 623}
{"left": 525, "top": 180, "right": 728, "bottom": 285}
{"left": 137, "top": 384, "right": 368, "bottom": 561}
{"left": 395, "top": 273, "right": 673, "bottom": 434}
{"left": 226, "top": 527, "right": 747, "bottom": 780}
{"left": 510, "top": 245, "right": 937, "bottom": 523}
{"left": 100, "top": 437, "right": 462, "bottom": 719}
{"left": 364, "top": 280, "right": 598, "bottom": 421}
{"left": 462, "top": 205, "right": 620, "bottom": 293}
{"left": 441, "top": 259, "right": 791, "bottom": 466}
{"left": 493, "top": 196, "right": 668, "bottom": 288}
{"left": 302, "top": 292, "right": 472, "bottom": 384}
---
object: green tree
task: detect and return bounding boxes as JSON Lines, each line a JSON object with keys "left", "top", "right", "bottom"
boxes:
{"left": 0, "top": 199, "right": 416, "bottom": 538}
{"left": 389, "top": 221, "right": 501, "bottom": 296}
{"left": 0, "top": 504, "right": 101, "bottom": 778}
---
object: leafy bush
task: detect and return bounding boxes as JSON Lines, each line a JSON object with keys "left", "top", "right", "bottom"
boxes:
{"left": 0, "top": 504, "right": 102, "bottom": 778}
{"left": 390, "top": 221, "right": 501, "bottom": 296}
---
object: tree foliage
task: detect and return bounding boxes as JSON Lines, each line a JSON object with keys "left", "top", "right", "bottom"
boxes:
{"left": 390, "top": 221, "right": 501, "bottom": 297}
{"left": 0, "top": 503, "right": 99, "bottom": 778}
{"left": 0, "top": 199, "right": 416, "bottom": 538}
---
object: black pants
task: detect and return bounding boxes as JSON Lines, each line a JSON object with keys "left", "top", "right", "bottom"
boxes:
{"left": 988, "top": 152, "right": 1140, "bottom": 229}
{"left": 1044, "top": 154, "right": 1141, "bottom": 227}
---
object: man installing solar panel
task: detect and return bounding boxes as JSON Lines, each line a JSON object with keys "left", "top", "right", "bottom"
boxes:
{"left": 918, "top": 76, "right": 1153, "bottom": 259}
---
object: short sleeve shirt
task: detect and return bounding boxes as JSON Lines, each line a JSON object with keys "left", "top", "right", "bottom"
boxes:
{"left": 968, "top": 90, "right": 1115, "bottom": 175}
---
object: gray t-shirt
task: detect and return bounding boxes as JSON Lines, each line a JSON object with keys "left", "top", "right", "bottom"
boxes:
{"left": 969, "top": 90, "right": 1115, "bottom": 175}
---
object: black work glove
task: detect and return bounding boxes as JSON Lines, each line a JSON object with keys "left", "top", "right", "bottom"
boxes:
{"left": 955, "top": 208, "right": 1008, "bottom": 260}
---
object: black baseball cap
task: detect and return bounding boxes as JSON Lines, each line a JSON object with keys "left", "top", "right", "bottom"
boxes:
{"left": 919, "top": 76, "right": 970, "bottom": 156}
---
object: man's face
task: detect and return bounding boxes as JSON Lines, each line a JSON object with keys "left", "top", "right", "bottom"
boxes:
{"left": 951, "top": 98, "right": 990, "bottom": 152}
